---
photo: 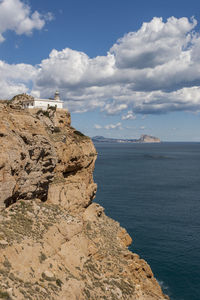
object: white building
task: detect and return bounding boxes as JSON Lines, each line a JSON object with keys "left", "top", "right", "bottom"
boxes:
{"left": 22, "top": 91, "right": 64, "bottom": 109}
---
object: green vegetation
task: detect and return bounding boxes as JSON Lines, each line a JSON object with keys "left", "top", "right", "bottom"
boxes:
{"left": 48, "top": 105, "right": 57, "bottom": 111}
{"left": 74, "top": 130, "right": 85, "bottom": 137}
{"left": 0, "top": 201, "right": 66, "bottom": 246}
{"left": 0, "top": 290, "right": 10, "bottom": 299}
{"left": 39, "top": 252, "right": 47, "bottom": 263}
{"left": 36, "top": 110, "right": 50, "bottom": 118}
{"left": 55, "top": 279, "right": 63, "bottom": 287}
{"left": 84, "top": 289, "right": 91, "bottom": 299}
{"left": 3, "top": 258, "right": 11, "bottom": 269}
{"left": 73, "top": 130, "right": 90, "bottom": 142}
{"left": 53, "top": 127, "right": 61, "bottom": 133}
{"left": 48, "top": 282, "right": 59, "bottom": 292}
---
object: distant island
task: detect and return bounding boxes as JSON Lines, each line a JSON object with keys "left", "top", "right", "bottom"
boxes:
{"left": 92, "top": 134, "right": 161, "bottom": 143}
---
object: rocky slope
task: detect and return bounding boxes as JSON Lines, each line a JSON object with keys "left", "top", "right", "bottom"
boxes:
{"left": 0, "top": 96, "right": 169, "bottom": 299}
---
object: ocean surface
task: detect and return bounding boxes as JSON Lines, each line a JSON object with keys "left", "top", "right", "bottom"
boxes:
{"left": 93, "top": 142, "right": 200, "bottom": 300}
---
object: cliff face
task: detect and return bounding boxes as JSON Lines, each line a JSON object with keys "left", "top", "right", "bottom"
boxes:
{"left": 0, "top": 102, "right": 96, "bottom": 209}
{"left": 138, "top": 135, "right": 161, "bottom": 143}
{"left": 0, "top": 99, "right": 168, "bottom": 300}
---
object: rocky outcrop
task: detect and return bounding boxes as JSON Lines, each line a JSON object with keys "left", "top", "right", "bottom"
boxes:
{"left": 0, "top": 96, "right": 168, "bottom": 299}
{"left": 138, "top": 135, "right": 161, "bottom": 143}
{"left": 0, "top": 102, "right": 92, "bottom": 209}
{"left": 9, "top": 94, "right": 35, "bottom": 109}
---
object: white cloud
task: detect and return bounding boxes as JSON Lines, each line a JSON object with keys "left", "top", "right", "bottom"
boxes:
{"left": 122, "top": 110, "right": 136, "bottom": 120}
{"left": 94, "top": 122, "right": 122, "bottom": 130}
{"left": 111, "top": 17, "right": 197, "bottom": 69}
{"left": 0, "top": 0, "right": 52, "bottom": 42}
{"left": 2, "top": 16, "right": 200, "bottom": 115}
{"left": 35, "top": 48, "right": 116, "bottom": 92}
{"left": 0, "top": 60, "right": 37, "bottom": 98}
{"left": 103, "top": 102, "right": 127, "bottom": 115}
{"left": 0, "top": 60, "right": 37, "bottom": 81}
{"left": 105, "top": 122, "right": 122, "bottom": 130}
{"left": 32, "top": 16, "right": 200, "bottom": 115}
{"left": 36, "top": 48, "right": 89, "bottom": 87}
{"left": 94, "top": 124, "right": 102, "bottom": 129}
{"left": 0, "top": 80, "right": 28, "bottom": 98}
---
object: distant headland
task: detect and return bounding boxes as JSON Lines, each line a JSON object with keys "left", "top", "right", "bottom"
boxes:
{"left": 92, "top": 134, "right": 161, "bottom": 143}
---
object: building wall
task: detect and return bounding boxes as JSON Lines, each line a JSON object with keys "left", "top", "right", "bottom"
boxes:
{"left": 22, "top": 102, "right": 34, "bottom": 108}
{"left": 34, "top": 99, "right": 63, "bottom": 109}
{"left": 23, "top": 99, "right": 63, "bottom": 109}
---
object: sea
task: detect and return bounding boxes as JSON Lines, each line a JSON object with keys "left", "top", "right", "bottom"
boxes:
{"left": 93, "top": 142, "right": 200, "bottom": 300}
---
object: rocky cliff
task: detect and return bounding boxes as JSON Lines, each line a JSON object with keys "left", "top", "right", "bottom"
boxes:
{"left": 138, "top": 135, "right": 160, "bottom": 143}
{"left": 0, "top": 97, "right": 168, "bottom": 300}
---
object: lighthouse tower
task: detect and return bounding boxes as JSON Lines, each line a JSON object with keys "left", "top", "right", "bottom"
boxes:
{"left": 54, "top": 91, "right": 60, "bottom": 100}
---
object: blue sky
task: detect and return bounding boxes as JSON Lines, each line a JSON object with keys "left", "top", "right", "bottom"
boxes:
{"left": 1, "top": 0, "right": 200, "bottom": 141}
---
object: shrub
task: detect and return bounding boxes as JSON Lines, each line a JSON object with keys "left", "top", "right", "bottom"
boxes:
{"left": 74, "top": 130, "right": 85, "bottom": 137}
{"left": 56, "top": 279, "right": 63, "bottom": 287}
{"left": 39, "top": 252, "right": 47, "bottom": 263}
{"left": 53, "top": 127, "right": 61, "bottom": 133}
{"left": 36, "top": 110, "right": 50, "bottom": 118}
{"left": 48, "top": 106, "right": 56, "bottom": 111}
{"left": 0, "top": 290, "right": 10, "bottom": 299}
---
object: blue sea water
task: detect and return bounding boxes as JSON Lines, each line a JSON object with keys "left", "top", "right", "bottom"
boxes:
{"left": 93, "top": 142, "right": 200, "bottom": 300}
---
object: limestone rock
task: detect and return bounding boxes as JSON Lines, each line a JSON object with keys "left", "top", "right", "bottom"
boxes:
{"left": 10, "top": 93, "right": 34, "bottom": 109}
{"left": 0, "top": 102, "right": 96, "bottom": 208}
{"left": 0, "top": 99, "right": 169, "bottom": 299}
{"left": 138, "top": 134, "right": 161, "bottom": 143}
{"left": 0, "top": 200, "right": 169, "bottom": 300}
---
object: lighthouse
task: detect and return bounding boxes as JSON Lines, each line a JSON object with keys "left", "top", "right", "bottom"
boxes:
{"left": 19, "top": 91, "right": 64, "bottom": 109}
{"left": 54, "top": 91, "right": 60, "bottom": 101}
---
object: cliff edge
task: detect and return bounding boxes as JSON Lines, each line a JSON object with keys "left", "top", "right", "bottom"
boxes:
{"left": 0, "top": 97, "right": 168, "bottom": 299}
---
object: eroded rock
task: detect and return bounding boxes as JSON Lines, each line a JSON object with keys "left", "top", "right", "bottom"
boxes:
{"left": 0, "top": 99, "right": 169, "bottom": 299}
{"left": 0, "top": 103, "right": 96, "bottom": 208}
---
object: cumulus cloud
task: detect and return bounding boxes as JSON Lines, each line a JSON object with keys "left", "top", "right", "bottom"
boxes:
{"left": 110, "top": 17, "right": 197, "bottom": 69}
{"left": 94, "top": 123, "right": 122, "bottom": 130}
{"left": 31, "top": 16, "right": 200, "bottom": 114}
{"left": 0, "top": 80, "right": 28, "bottom": 98}
{"left": 103, "top": 102, "right": 127, "bottom": 114}
{"left": 0, "top": 60, "right": 37, "bottom": 80}
{"left": 35, "top": 48, "right": 116, "bottom": 90}
{"left": 94, "top": 124, "right": 102, "bottom": 129}
{"left": 2, "top": 16, "right": 200, "bottom": 115}
{"left": 0, "top": 0, "right": 52, "bottom": 42}
{"left": 122, "top": 110, "right": 136, "bottom": 120}
{"left": 0, "top": 60, "right": 37, "bottom": 98}
{"left": 105, "top": 122, "right": 122, "bottom": 130}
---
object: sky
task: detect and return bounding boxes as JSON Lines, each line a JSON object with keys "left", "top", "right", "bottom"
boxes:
{"left": 1, "top": 0, "right": 200, "bottom": 141}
